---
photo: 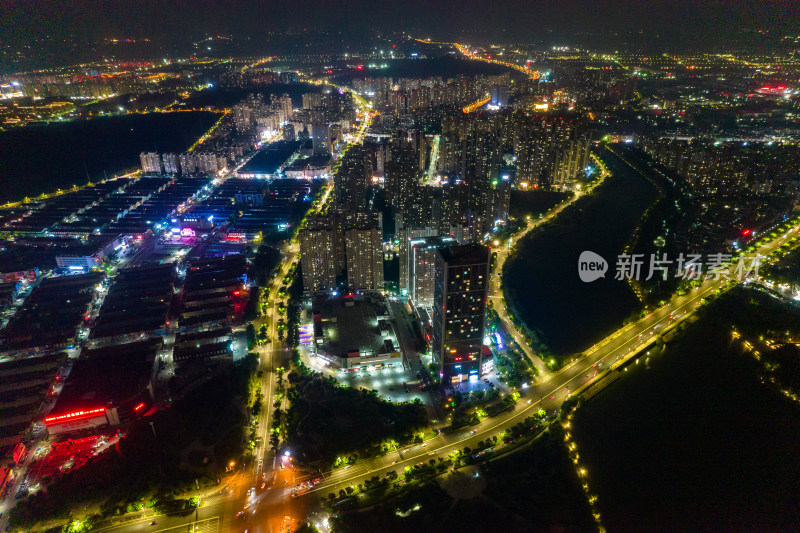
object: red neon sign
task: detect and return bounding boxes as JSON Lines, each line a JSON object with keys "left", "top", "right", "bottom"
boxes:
{"left": 233, "top": 290, "right": 241, "bottom": 296}
{"left": 44, "top": 407, "right": 105, "bottom": 425}
{"left": 134, "top": 402, "right": 145, "bottom": 412}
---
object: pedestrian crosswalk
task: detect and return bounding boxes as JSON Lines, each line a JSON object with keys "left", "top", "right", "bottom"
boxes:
{"left": 299, "top": 324, "right": 313, "bottom": 345}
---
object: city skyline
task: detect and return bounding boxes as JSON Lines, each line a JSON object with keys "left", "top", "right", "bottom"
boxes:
{"left": 2, "top": 1, "right": 799, "bottom": 67}
{"left": 0, "top": 5, "right": 799, "bottom": 533}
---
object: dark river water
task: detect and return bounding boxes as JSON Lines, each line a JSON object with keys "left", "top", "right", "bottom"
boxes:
{"left": 503, "top": 149, "right": 659, "bottom": 355}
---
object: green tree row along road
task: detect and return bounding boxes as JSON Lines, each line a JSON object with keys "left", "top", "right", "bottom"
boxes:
{"left": 87, "top": 151, "right": 797, "bottom": 533}
{"left": 229, "top": 81, "right": 376, "bottom": 532}
{"left": 298, "top": 202, "right": 800, "bottom": 504}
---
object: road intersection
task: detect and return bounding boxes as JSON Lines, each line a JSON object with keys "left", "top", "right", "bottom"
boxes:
{"left": 73, "top": 130, "right": 800, "bottom": 533}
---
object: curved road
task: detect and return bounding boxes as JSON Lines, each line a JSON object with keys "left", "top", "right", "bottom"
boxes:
{"left": 94, "top": 144, "right": 798, "bottom": 533}
{"left": 489, "top": 151, "right": 611, "bottom": 378}
{"left": 300, "top": 215, "right": 798, "bottom": 501}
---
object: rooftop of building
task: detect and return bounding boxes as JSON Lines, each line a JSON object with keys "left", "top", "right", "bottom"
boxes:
{"left": 237, "top": 140, "right": 302, "bottom": 175}
{"left": 314, "top": 294, "right": 394, "bottom": 358}
{"left": 51, "top": 338, "right": 159, "bottom": 415}
{"left": 91, "top": 264, "right": 175, "bottom": 339}
{"left": 409, "top": 235, "right": 458, "bottom": 248}
{"left": 284, "top": 155, "right": 332, "bottom": 170}
{"left": 1, "top": 271, "right": 104, "bottom": 350}
{"left": 437, "top": 243, "right": 490, "bottom": 265}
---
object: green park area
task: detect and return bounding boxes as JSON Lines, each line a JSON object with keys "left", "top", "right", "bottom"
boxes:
{"left": 328, "top": 424, "right": 595, "bottom": 533}
{"left": 283, "top": 368, "right": 429, "bottom": 466}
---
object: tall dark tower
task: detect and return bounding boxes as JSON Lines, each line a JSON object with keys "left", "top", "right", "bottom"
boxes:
{"left": 432, "top": 244, "right": 490, "bottom": 385}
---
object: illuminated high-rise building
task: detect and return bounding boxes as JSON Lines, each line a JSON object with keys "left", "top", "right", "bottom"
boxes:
{"left": 302, "top": 92, "right": 322, "bottom": 110}
{"left": 344, "top": 213, "right": 383, "bottom": 291}
{"left": 550, "top": 139, "right": 591, "bottom": 186}
{"left": 139, "top": 152, "right": 162, "bottom": 174}
{"left": 179, "top": 152, "right": 197, "bottom": 175}
{"left": 384, "top": 144, "right": 419, "bottom": 214}
{"left": 300, "top": 215, "right": 344, "bottom": 292}
{"left": 282, "top": 123, "right": 296, "bottom": 141}
{"left": 196, "top": 152, "right": 220, "bottom": 175}
{"left": 233, "top": 104, "right": 254, "bottom": 133}
{"left": 161, "top": 153, "right": 180, "bottom": 175}
{"left": 491, "top": 84, "right": 509, "bottom": 107}
{"left": 407, "top": 235, "right": 457, "bottom": 308}
{"left": 334, "top": 145, "right": 371, "bottom": 211}
{"left": 484, "top": 174, "right": 511, "bottom": 227}
{"left": 432, "top": 244, "right": 489, "bottom": 384}
{"left": 398, "top": 225, "right": 438, "bottom": 293}
{"left": 312, "top": 123, "right": 331, "bottom": 156}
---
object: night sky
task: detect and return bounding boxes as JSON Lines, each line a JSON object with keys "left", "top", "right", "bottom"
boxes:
{"left": 2, "top": 0, "right": 798, "bottom": 49}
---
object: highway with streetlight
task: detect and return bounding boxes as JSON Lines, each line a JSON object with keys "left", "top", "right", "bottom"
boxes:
{"left": 415, "top": 38, "right": 541, "bottom": 80}
{"left": 94, "top": 183, "right": 799, "bottom": 533}
{"left": 118, "top": 144, "right": 798, "bottom": 533}
{"left": 91, "top": 129, "right": 799, "bottom": 533}
{"left": 295, "top": 211, "right": 799, "bottom": 502}
{"left": 235, "top": 83, "right": 375, "bottom": 533}
{"left": 88, "top": 81, "right": 373, "bottom": 533}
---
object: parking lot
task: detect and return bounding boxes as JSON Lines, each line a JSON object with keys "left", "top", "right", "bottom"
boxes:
{"left": 303, "top": 349, "right": 440, "bottom": 414}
